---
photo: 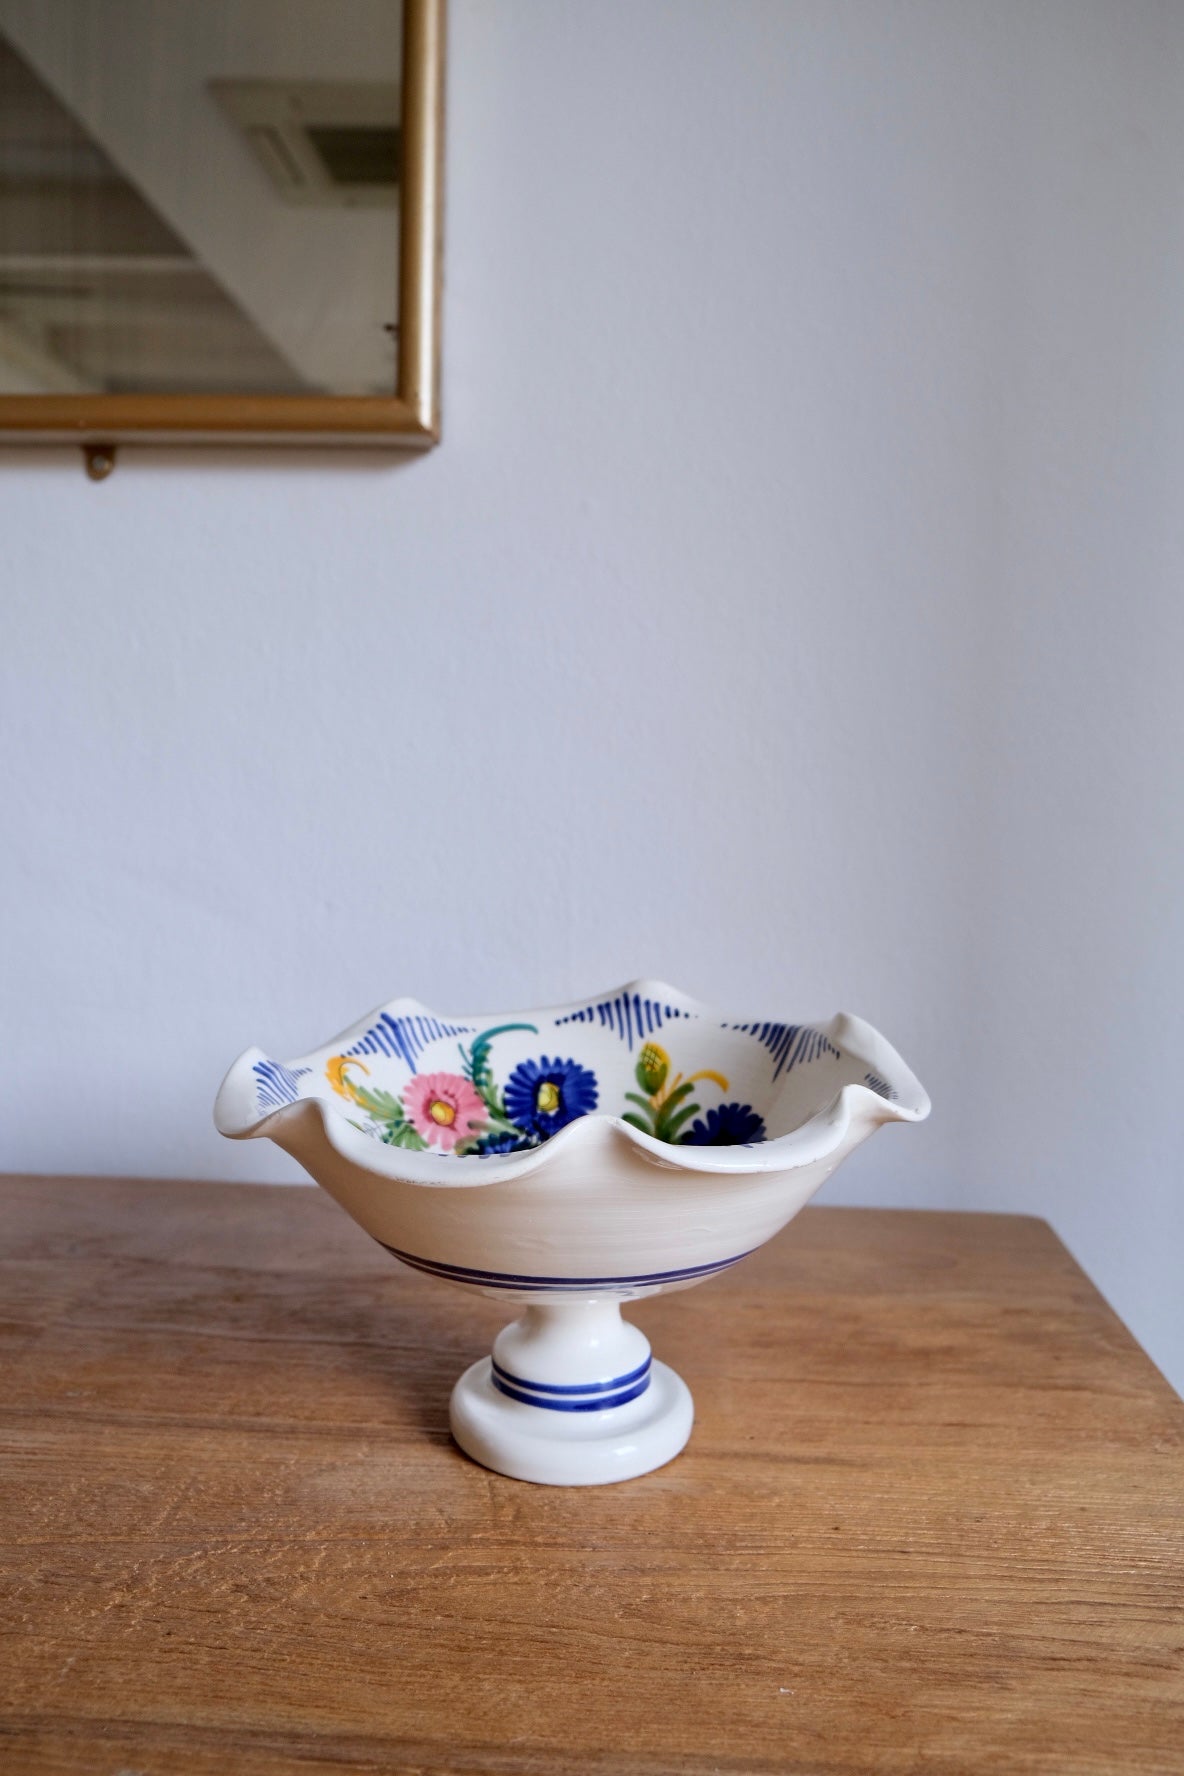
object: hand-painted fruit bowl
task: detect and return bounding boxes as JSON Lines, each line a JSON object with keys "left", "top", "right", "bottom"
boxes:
{"left": 215, "top": 979, "right": 929, "bottom": 1486}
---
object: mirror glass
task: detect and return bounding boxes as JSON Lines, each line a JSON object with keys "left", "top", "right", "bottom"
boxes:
{"left": 0, "top": 1, "right": 403, "bottom": 396}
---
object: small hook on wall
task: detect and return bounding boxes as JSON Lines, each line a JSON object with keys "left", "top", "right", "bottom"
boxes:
{"left": 83, "top": 443, "right": 117, "bottom": 481}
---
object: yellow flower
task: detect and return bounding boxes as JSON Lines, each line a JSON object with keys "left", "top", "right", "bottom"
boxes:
{"left": 636, "top": 1042, "right": 670, "bottom": 1095}
{"left": 326, "top": 1054, "right": 369, "bottom": 1105}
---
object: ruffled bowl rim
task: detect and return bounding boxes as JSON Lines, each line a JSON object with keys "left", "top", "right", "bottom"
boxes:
{"left": 214, "top": 978, "right": 930, "bottom": 1189}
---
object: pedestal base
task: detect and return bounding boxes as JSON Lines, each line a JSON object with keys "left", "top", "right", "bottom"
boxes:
{"left": 450, "top": 1356, "right": 693, "bottom": 1486}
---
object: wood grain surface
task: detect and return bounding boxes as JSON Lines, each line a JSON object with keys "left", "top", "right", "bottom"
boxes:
{"left": 1, "top": 1176, "right": 1181, "bottom": 1775}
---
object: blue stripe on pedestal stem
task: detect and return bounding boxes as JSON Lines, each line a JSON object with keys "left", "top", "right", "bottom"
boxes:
{"left": 490, "top": 1355, "right": 653, "bottom": 1412}
{"left": 492, "top": 1355, "right": 651, "bottom": 1396}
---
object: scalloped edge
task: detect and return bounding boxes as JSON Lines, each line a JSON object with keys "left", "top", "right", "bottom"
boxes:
{"left": 213, "top": 979, "right": 929, "bottom": 1188}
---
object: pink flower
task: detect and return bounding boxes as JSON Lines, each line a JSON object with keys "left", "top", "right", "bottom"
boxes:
{"left": 403, "top": 1071, "right": 487, "bottom": 1152}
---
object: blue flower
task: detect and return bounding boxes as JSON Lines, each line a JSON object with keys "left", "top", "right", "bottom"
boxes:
{"left": 504, "top": 1055, "right": 599, "bottom": 1141}
{"left": 475, "top": 1130, "right": 532, "bottom": 1156}
{"left": 683, "top": 1102, "right": 766, "bottom": 1145}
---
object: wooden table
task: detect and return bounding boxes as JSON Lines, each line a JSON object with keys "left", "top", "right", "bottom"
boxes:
{"left": 2, "top": 1177, "right": 1181, "bottom": 1775}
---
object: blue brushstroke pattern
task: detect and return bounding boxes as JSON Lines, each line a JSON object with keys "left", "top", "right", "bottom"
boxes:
{"left": 727, "top": 1022, "right": 841, "bottom": 1081}
{"left": 346, "top": 1012, "right": 475, "bottom": 1073}
{"left": 253, "top": 1059, "right": 312, "bottom": 1111}
{"left": 554, "top": 991, "right": 697, "bottom": 1050}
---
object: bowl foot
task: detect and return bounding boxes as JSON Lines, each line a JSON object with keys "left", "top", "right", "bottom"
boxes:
{"left": 450, "top": 1355, "right": 693, "bottom": 1486}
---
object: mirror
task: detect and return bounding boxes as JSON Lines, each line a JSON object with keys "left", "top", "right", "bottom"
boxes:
{"left": 0, "top": 0, "right": 443, "bottom": 453}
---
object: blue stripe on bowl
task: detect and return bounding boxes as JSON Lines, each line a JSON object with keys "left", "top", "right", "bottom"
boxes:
{"left": 252, "top": 1059, "right": 311, "bottom": 1111}
{"left": 346, "top": 1012, "right": 474, "bottom": 1072}
{"left": 726, "top": 1021, "right": 841, "bottom": 1081}
{"left": 553, "top": 991, "right": 696, "bottom": 1048}
{"left": 383, "top": 1245, "right": 754, "bottom": 1292}
{"left": 491, "top": 1369, "right": 653, "bottom": 1413}
{"left": 491, "top": 1355, "right": 651, "bottom": 1396}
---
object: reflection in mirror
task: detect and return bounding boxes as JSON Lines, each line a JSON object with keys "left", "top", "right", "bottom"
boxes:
{"left": 0, "top": 1, "right": 403, "bottom": 397}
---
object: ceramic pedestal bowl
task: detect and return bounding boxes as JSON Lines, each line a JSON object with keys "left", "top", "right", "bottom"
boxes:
{"left": 215, "top": 979, "right": 929, "bottom": 1486}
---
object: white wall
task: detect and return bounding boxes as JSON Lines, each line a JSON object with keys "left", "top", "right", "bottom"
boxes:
{"left": 2, "top": 0, "right": 1181, "bottom": 1391}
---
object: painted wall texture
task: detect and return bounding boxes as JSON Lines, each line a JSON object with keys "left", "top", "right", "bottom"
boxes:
{"left": 2, "top": 1, "right": 1181, "bottom": 1390}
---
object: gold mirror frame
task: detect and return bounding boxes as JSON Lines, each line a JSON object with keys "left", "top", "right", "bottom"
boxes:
{"left": 0, "top": 0, "right": 444, "bottom": 455}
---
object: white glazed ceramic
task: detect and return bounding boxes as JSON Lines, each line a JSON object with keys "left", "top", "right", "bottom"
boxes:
{"left": 215, "top": 980, "right": 929, "bottom": 1486}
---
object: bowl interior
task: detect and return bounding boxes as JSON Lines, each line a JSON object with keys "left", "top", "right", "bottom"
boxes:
{"left": 252, "top": 988, "right": 898, "bottom": 1158}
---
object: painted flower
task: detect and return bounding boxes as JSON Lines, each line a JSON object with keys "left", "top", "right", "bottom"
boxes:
{"left": 636, "top": 1042, "right": 669, "bottom": 1095}
{"left": 475, "top": 1130, "right": 533, "bottom": 1156}
{"left": 683, "top": 1102, "right": 766, "bottom": 1145}
{"left": 403, "top": 1071, "right": 488, "bottom": 1152}
{"left": 326, "top": 1054, "right": 370, "bottom": 1105}
{"left": 504, "top": 1055, "right": 599, "bottom": 1141}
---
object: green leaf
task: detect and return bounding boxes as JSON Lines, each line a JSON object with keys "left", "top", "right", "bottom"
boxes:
{"left": 382, "top": 1121, "right": 428, "bottom": 1150}
{"left": 480, "top": 1110, "right": 528, "bottom": 1141}
{"left": 463, "top": 1022, "right": 538, "bottom": 1097}
{"left": 653, "top": 1087, "right": 697, "bottom": 1139}
{"left": 350, "top": 1083, "right": 403, "bottom": 1120}
{"left": 622, "top": 1096, "right": 655, "bottom": 1134}
{"left": 652, "top": 1081, "right": 699, "bottom": 1142}
{"left": 481, "top": 1081, "right": 513, "bottom": 1122}
{"left": 659, "top": 1103, "right": 700, "bottom": 1142}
